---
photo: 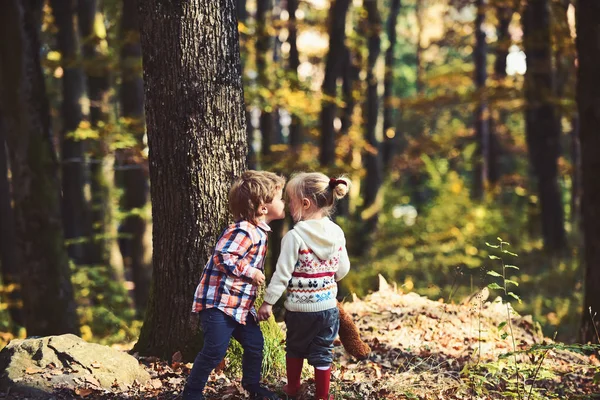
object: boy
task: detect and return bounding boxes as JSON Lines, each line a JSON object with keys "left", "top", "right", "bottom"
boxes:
{"left": 183, "top": 170, "right": 285, "bottom": 400}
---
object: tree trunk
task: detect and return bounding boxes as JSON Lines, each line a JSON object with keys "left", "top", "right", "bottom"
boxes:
{"left": 522, "top": 0, "right": 566, "bottom": 252}
{"left": 382, "top": 0, "right": 401, "bottom": 169}
{"left": 287, "top": 0, "right": 302, "bottom": 151}
{"left": 50, "top": 0, "right": 89, "bottom": 265}
{"left": 320, "top": 0, "right": 351, "bottom": 167}
{"left": 576, "top": 0, "right": 600, "bottom": 344}
{"left": 256, "top": 0, "right": 274, "bottom": 160}
{"left": 361, "top": 0, "right": 383, "bottom": 247}
{"left": 117, "top": 0, "right": 151, "bottom": 317}
{"left": 489, "top": 4, "right": 515, "bottom": 186}
{"left": 133, "top": 0, "right": 248, "bottom": 361}
{"left": 0, "top": 114, "right": 23, "bottom": 326}
{"left": 0, "top": 0, "right": 79, "bottom": 336}
{"left": 78, "top": 0, "right": 124, "bottom": 276}
{"left": 473, "top": 0, "right": 491, "bottom": 199}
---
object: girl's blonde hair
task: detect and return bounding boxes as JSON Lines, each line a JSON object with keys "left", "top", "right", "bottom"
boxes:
{"left": 286, "top": 172, "right": 351, "bottom": 221}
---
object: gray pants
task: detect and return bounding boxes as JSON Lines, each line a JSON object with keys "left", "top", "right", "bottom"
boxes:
{"left": 285, "top": 307, "right": 340, "bottom": 368}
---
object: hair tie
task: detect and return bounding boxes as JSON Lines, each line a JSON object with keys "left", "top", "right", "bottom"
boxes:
{"left": 329, "top": 177, "right": 347, "bottom": 189}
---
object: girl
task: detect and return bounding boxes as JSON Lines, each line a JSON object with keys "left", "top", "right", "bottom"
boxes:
{"left": 258, "top": 172, "right": 351, "bottom": 400}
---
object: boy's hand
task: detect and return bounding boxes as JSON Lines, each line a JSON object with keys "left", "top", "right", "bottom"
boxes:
{"left": 257, "top": 303, "right": 273, "bottom": 322}
{"left": 252, "top": 270, "right": 265, "bottom": 286}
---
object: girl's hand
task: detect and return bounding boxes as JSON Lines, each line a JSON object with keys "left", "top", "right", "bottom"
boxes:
{"left": 257, "top": 303, "right": 273, "bottom": 322}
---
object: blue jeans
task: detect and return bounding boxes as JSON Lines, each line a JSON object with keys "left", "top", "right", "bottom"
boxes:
{"left": 285, "top": 307, "right": 339, "bottom": 367}
{"left": 185, "top": 308, "right": 264, "bottom": 394}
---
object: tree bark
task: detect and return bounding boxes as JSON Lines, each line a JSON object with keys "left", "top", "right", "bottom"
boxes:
{"left": 382, "top": 0, "right": 401, "bottom": 169}
{"left": 320, "top": 0, "right": 351, "bottom": 166}
{"left": 50, "top": 0, "right": 89, "bottom": 265}
{"left": 118, "top": 0, "right": 151, "bottom": 317}
{"left": 0, "top": 0, "right": 79, "bottom": 336}
{"left": 473, "top": 0, "right": 491, "bottom": 198}
{"left": 0, "top": 114, "right": 22, "bottom": 326}
{"left": 522, "top": 0, "right": 566, "bottom": 252}
{"left": 133, "top": 0, "right": 248, "bottom": 361}
{"left": 576, "top": 0, "right": 600, "bottom": 344}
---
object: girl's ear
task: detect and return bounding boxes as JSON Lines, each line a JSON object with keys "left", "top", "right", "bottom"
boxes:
{"left": 302, "top": 198, "right": 311, "bottom": 210}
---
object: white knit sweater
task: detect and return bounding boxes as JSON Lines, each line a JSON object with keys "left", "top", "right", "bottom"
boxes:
{"left": 263, "top": 218, "right": 350, "bottom": 312}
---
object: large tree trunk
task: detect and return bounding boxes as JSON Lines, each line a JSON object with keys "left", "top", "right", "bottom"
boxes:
{"left": 50, "top": 0, "right": 89, "bottom": 265}
{"left": 360, "top": 0, "right": 383, "bottom": 249}
{"left": 576, "top": 0, "right": 600, "bottom": 344}
{"left": 382, "top": 0, "right": 401, "bottom": 169}
{"left": 0, "top": 0, "right": 79, "bottom": 336}
{"left": 522, "top": 0, "right": 566, "bottom": 252}
{"left": 320, "top": 0, "right": 351, "bottom": 167}
{"left": 133, "top": 0, "right": 248, "bottom": 361}
{"left": 118, "top": 0, "right": 151, "bottom": 317}
{"left": 0, "top": 115, "right": 22, "bottom": 326}
{"left": 473, "top": 0, "right": 491, "bottom": 198}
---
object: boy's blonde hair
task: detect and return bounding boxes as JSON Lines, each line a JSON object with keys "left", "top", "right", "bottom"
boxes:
{"left": 229, "top": 170, "right": 286, "bottom": 222}
{"left": 286, "top": 172, "right": 351, "bottom": 221}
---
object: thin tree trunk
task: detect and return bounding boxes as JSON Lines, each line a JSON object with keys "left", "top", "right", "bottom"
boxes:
{"left": 489, "top": 4, "right": 515, "bottom": 186}
{"left": 522, "top": 0, "right": 566, "bottom": 252}
{"left": 0, "top": 114, "right": 22, "bottom": 326}
{"left": 576, "top": 0, "right": 600, "bottom": 345}
{"left": 256, "top": 0, "right": 274, "bottom": 160}
{"left": 473, "top": 0, "right": 490, "bottom": 198}
{"left": 79, "top": 0, "right": 126, "bottom": 278}
{"left": 133, "top": 0, "right": 248, "bottom": 361}
{"left": 361, "top": 0, "right": 383, "bottom": 247}
{"left": 0, "top": 0, "right": 79, "bottom": 336}
{"left": 383, "top": 0, "right": 401, "bottom": 169}
{"left": 287, "top": 0, "right": 302, "bottom": 151}
{"left": 320, "top": 0, "right": 351, "bottom": 167}
{"left": 415, "top": 0, "right": 424, "bottom": 94}
{"left": 237, "top": 0, "right": 256, "bottom": 169}
{"left": 50, "top": 0, "right": 89, "bottom": 264}
{"left": 118, "top": 0, "right": 151, "bottom": 317}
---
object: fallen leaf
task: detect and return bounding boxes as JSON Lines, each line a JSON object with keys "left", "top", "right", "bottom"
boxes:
{"left": 172, "top": 351, "right": 183, "bottom": 363}
{"left": 91, "top": 361, "right": 102, "bottom": 368}
{"left": 25, "top": 367, "right": 43, "bottom": 374}
{"left": 75, "top": 388, "right": 94, "bottom": 397}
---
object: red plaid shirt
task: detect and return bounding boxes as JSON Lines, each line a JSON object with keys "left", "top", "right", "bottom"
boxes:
{"left": 192, "top": 220, "right": 271, "bottom": 324}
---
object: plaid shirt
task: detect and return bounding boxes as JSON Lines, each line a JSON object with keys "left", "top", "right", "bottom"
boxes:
{"left": 192, "top": 220, "right": 271, "bottom": 324}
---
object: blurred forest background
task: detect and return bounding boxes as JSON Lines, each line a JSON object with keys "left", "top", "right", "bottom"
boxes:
{"left": 0, "top": 0, "right": 597, "bottom": 353}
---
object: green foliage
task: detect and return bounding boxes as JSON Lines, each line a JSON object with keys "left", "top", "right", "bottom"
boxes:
{"left": 71, "top": 262, "right": 139, "bottom": 345}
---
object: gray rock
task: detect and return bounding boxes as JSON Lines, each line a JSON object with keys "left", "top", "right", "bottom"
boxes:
{"left": 0, "top": 334, "right": 150, "bottom": 398}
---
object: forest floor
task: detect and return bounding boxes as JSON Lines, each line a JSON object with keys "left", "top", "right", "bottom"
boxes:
{"left": 4, "top": 276, "right": 600, "bottom": 400}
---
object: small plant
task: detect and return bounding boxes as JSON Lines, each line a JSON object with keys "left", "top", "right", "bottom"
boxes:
{"left": 486, "top": 237, "right": 522, "bottom": 399}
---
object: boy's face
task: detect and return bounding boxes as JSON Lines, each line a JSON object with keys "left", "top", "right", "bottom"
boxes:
{"left": 262, "top": 189, "right": 285, "bottom": 223}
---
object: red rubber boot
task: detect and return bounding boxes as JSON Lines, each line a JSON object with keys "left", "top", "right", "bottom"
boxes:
{"left": 283, "top": 357, "right": 303, "bottom": 397}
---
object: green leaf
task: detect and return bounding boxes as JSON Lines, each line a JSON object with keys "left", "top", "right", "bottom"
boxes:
{"left": 501, "top": 333, "right": 509, "bottom": 340}
{"left": 502, "top": 250, "right": 518, "bottom": 257}
{"left": 505, "top": 264, "right": 520, "bottom": 270}
{"left": 497, "top": 237, "right": 503, "bottom": 242}
{"left": 498, "top": 321, "right": 507, "bottom": 330}
{"left": 489, "top": 255, "right": 501, "bottom": 260}
{"left": 508, "top": 292, "right": 522, "bottom": 303}
{"left": 487, "top": 270, "right": 502, "bottom": 277}
{"left": 488, "top": 283, "right": 503, "bottom": 290}
{"left": 485, "top": 242, "right": 500, "bottom": 249}
{"left": 505, "top": 279, "right": 519, "bottom": 287}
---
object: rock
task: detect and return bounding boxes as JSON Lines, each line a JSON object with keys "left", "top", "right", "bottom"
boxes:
{"left": 0, "top": 334, "right": 150, "bottom": 398}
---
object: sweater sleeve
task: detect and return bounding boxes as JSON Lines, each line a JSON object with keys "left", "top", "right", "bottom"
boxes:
{"left": 263, "top": 231, "right": 301, "bottom": 305}
{"left": 335, "top": 244, "right": 350, "bottom": 282}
